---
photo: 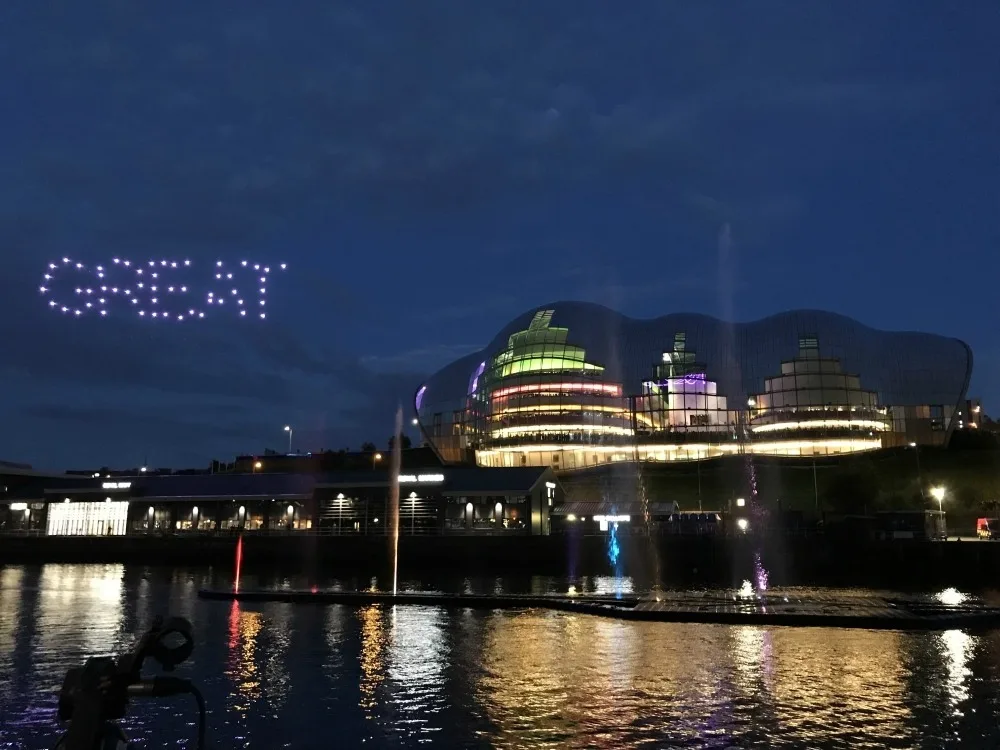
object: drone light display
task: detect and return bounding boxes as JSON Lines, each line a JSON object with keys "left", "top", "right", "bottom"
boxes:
{"left": 39, "top": 258, "right": 287, "bottom": 320}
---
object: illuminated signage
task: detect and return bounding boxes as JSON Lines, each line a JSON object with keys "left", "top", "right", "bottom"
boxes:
{"left": 9, "top": 502, "right": 28, "bottom": 511}
{"left": 397, "top": 474, "right": 445, "bottom": 484}
{"left": 545, "top": 482, "right": 557, "bottom": 489}
{"left": 102, "top": 481, "right": 132, "bottom": 490}
{"left": 592, "top": 515, "right": 630, "bottom": 523}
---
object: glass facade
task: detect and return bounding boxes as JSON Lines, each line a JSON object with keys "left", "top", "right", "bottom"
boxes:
{"left": 416, "top": 304, "right": 973, "bottom": 470}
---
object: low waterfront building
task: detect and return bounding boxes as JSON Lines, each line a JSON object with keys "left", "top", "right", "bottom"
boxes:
{"left": 1, "top": 466, "right": 563, "bottom": 537}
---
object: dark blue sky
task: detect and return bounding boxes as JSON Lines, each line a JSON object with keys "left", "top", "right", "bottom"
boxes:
{"left": 1, "top": 2, "right": 997, "bottom": 470}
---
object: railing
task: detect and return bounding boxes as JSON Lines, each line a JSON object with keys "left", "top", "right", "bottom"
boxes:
{"left": 0, "top": 526, "right": 531, "bottom": 539}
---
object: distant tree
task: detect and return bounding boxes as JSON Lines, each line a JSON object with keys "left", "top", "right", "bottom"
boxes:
{"left": 360, "top": 441, "right": 377, "bottom": 453}
{"left": 388, "top": 434, "right": 412, "bottom": 452}
{"left": 823, "top": 463, "right": 880, "bottom": 515}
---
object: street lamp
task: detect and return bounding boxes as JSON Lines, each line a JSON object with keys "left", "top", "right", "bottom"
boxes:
{"left": 930, "top": 485, "right": 945, "bottom": 514}
{"left": 284, "top": 425, "right": 292, "bottom": 454}
{"left": 253, "top": 460, "right": 262, "bottom": 473}
{"left": 373, "top": 452, "right": 382, "bottom": 469}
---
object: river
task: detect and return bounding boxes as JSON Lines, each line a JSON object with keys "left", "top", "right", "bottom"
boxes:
{"left": 1, "top": 564, "right": 998, "bottom": 748}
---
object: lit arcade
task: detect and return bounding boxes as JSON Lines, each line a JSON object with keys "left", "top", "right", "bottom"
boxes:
{"left": 415, "top": 303, "right": 973, "bottom": 470}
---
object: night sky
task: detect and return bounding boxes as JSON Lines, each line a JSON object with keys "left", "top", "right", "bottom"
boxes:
{"left": 1, "top": 3, "right": 997, "bottom": 470}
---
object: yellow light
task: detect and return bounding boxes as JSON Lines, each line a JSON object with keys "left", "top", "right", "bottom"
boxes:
{"left": 930, "top": 486, "right": 945, "bottom": 501}
{"left": 254, "top": 461, "right": 262, "bottom": 469}
{"left": 751, "top": 419, "right": 890, "bottom": 433}
{"left": 490, "top": 423, "right": 634, "bottom": 438}
{"left": 566, "top": 514, "right": 577, "bottom": 521}
{"left": 374, "top": 453, "right": 382, "bottom": 461}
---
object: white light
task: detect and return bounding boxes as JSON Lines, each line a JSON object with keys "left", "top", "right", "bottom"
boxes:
{"left": 170, "top": 261, "right": 177, "bottom": 268}
{"left": 136, "top": 269, "right": 142, "bottom": 275}
{"left": 151, "top": 272, "right": 158, "bottom": 279}
{"left": 284, "top": 426, "right": 291, "bottom": 431}
{"left": 240, "top": 310, "right": 246, "bottom": 317}
{"left": 188, "top": 309, "right": 194, "bottom": 315}
{"left": 260, "top": 300, "right": 265, "bottom": 306}
{"left": 113, "top": 258, "right": 120, "bottom": 264}
{"left": 736, "top": 497, "right": 746, "bottom": 507}
{"left": 254, "top": 264, "right": 260, "bottom": 270}
{"left": 131, "top": 299, "right": 138, "bottom": 304}
{"left": 238, "top": 505, "right": 246, "bottom": 515}
{"left": 737, "top": 518, "right": 749, "bottom": 531}
{"left": 75, "top": 287, "right": 82, "bottom": 294}
{"left": 111, "top": 287, "right": 118, "bottom": 293}
{"left": 177, "top": 315, "right": 184, "bottom": 321}
{"left": 198, "top": 312, "right": 205, "bottom": 318}
{"left": 151, "top": 298, "right": 158, "bottom": 304}
{"left": 237, "top": 299, "right": 243, "bottom": 305}
{"left": 49, "top": 263, "right": 57, "bottom": 269}
{"left": 9, "top": 503, "right": 28, "bottom": 511}
{"left": 184, "top": 260, "right": 191, "bottom": 266}
{"left": 102, "top": 481, "right": 131, "bottom": 489}
{"left": 216, "top": 273, "right": 221, "bottom": 279}
{"left": 100, "top": 310, "right": 107, "bottom": 316}
{"left": 152, "top": 312, "right": 158, "bottom": 317}
{"left": 123, "top": 260, "right": 130, "bottom": 267}
{"left": 545, "top": 482, "right": 557, "bottom": 489}
{"left": 139, "top": 311, "right": 145, "bottom": 316}
{"left": 49, "top": 301, "right": 56, "bottom": 306}
{"left": 465, "top": 502, "right": 473, "bottom": 514}
{"left": 593, "top": 514, "right": 630, "bottom": 523}
{"left": 336, "top": 493, "right": 345, "bottom": 500}
{"left": 241, "top": 260, "right": 248, "bottom": 266}
{"left": 232, "top": 289, "right": 237, "bottom": 295}
{"left": 264, "top": 266, "right": 270, "bottom": 273}
{"left": 930, "top": 486, "right": 946, "bottom": 501}
{"left": 168, "top": 286, "right": 174, "bottom": 292}
{"left": 259, "top": 312, "right": 264, "bottom": 319}
{"left": 39, "top": 286, "right": 47, "bottom": 293}
{"left": 149, "top": 261, "right": 155, "bottom": 267}
{"left": 105, "top": 497, "right": 112, "bottom": 503}
{"left": 97, "top": 272, "right": 103, "bottom": 278}
{"left": 410, "top": 491, "right": 418, "bottom": 498}
{"left": 192, "top": 505, "right": 199, "bottom": 516}
{"left": 75, "top": 263, "right": 82, "bottom": 269}
{"left": 124, "top": 290, "right": 130, "bottom": 295}
{"left": 100, "top": 285, "right": 107, "bottom": 292}
{"left": 280, "top": 263, "right": 286, "bottom": 269}
{"left": 180, "top": 286, "right": 187, "bottom": 292}
{"left": 260, "top": 288, "right": 266, "bottom": 294}
{"left": 63, "top": 257, "right": 70, "bottom": 263}
{"left": 137, "top": 283, "right": 144, "bottom": 288}
{"left": 936, "top": 588, "right": 967, "bottom": 606}
{"left": 217, "top": 261, "right": 223, "bottom": 267}
{"left": 161, "top": 260, "right": 167, "bottom": 266}
{"left": 287, "top": 504, "right": 294, "bottom": 515}
{"left": 44, "top": 274, "right": 52, "bottom": 280}
{"left": 260, "top": 277, "right": 265, "bottom": 283}
{"left": 85, "top": 302, "right": 92, "bottom": 308}
{"left": 566, "top": 513, "right": 577, "bottom": 522}
{"left": 495, "top": 502, "right": 503, "bottom": 514}
{"left": 61, "top": 306, "right": 68, "bottom": 312}
{"left": 74, "top": 310, "right": 81, "bottom": 316}
{"left": 226, "top": 273, "right": 233, "bottom": 279}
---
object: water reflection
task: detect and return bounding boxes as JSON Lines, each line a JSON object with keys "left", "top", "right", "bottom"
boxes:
{"left": 940, "top": 629, "right": 976, "bottom": 715}
{"left": 225, "top": 600, "right": 264, "bottom": 714}
{"left": 358, "top": 605, "right": 389, "bottom": 714}
{"left": 1, "top": 566, "right": 999, "bottom": 748}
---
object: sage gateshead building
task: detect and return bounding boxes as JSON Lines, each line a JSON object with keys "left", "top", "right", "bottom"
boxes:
{"left": 415, "top": 303, "right": 973, "bottom": 470}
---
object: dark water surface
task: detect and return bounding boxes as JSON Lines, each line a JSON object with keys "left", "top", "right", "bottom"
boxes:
{"left": 2, "top": 564, "right": 1000, "bottom": 748}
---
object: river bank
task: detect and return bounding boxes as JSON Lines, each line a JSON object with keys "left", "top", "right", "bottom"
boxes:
{"left": 2, "top": 533, "right": 999, "bottom": 588}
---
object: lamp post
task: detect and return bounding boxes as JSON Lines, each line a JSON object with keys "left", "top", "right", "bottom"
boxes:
{"left": 373, "top": 452, "right": 382, "bottom": 469}
{"left": 930, "top": 485, "right": 945, "bottom": 514}
{"left": 284, "top": 425, "right": 293, "bottom": 454}
{"left": 909, "top": 442, "right": 924, "bottom": 500}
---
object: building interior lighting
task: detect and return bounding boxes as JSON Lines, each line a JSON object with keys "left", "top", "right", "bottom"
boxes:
{"left": 490, "top": 381, "right": 623, "bottom": 399}
{"left": 751, "top": 419, "right": 890, "bottom": 433}
{"left": 491, "top": 423, "right": 635, "bottom": 438}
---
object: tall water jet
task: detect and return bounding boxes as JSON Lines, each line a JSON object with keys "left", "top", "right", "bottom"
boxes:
{"left": 233, "top": 534, "right": 243, "bottom": 594}
{"left": 389, "top": 405, "right": 403, "bottom": 597}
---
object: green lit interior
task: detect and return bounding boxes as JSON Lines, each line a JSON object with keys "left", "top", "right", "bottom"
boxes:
{"left": 489, "top": 310, "right": 605, "bottom": 379}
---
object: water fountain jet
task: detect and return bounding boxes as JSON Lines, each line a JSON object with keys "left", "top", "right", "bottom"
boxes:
{"left": 389, "top": 406, "right": 403, "bottom": 596}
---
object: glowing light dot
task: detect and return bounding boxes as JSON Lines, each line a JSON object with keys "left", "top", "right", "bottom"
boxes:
{"left": 260, "top": 313, "right": 266, "bottom": 319}
{"left": 97, "top": 272, "right": 104, "bottom": 278}
{"left": 168, "top": 286, "right": 174, "bottom": 292}
{"left": 39, "top": 286, "right": 47, "bottom": 293}
{"left": 180, "top": 286, "right": 187, "bottom": 292}
{"left": 188, "top": 309, "right": 194, "bottom": 315}
{"left": 151, "top": 273, "right": 158, "bottom": 279}
{"left": 44, "top": 274, "right": 52, "bottom": 280}
{"left": 75, "top": 288, "right": 82, "bottom": 294}
{"left": 150, "top": 286, "right": 157, "bottom": 292}
{"left": 123, "top": 261, "right": 130, "bottom": 267}
{"left": 137, "top": 283, "right": 144, "bottom": 289}
{"left": 61, "top": 306, "right": 68, "bottom": 312}
{"left": 49, "top": 263, "right": 56, "bottom": 269}
{"left": 96, "top": 266, "right": 103, "bottom": 272}
{"left": 151, "top": 298, "right": 158, "bottom": 304}
{"left": 161, "top": 260, "right": 167, "bottom": 267}
{"left": 260, "top": 300, "right": 265, "bottom": 306}
{"left": 85, "top": 289, "right": 92, "bottom": 294}
{"left": 49, "top": 301, "right": 56, "bottom": 307}
{"left": 280, "top": 263, "right": 286, "bottom": 269}
{"left": 217, "top": 299, "right": 224, "bottom": 305}
{"left": 231, "top": 289, "right": 237, "bottom": 295}
{"left": 264, "top": 267, "right": 270, "bottom": 273}
{"left": 226, "top": 273, "right": 233, "bottom": 279}
{"left": 74, "top": 310, "right": 81, "bottom": 316}
{"left": 111, "top": 287, "right": 118, "bottom": 293}
{"left": 184, "top": 260, "right": 191, "bottom": 266}
{"left": 113, "top": 258, "right": 120, "bottom": 264}
{"left": 237, "top": 299, "right": 243, "bottom": 305}
{"left": 100, "top": 310, "right": 106, "bottom": 316}
{"left": 149, "top": 261, "right": 155, "bottom": 267}
{"left": 136, "top": 269, "right": 143, "bottom": 275}
{"left": 254, "top": 264, "right": 260, "bottom": 270}
{"left": 100, "top": 286, "right": 107, "bottom": 292}
{"left": 216, "top": 274, "right": 221, "bottom": 279}
{"left": 170, "top": 262, "right": 177, "bottom": 268}
{"left": 63, "top": 258, "right": 70, "bottom": 263}
{"left": 98, "top": 299, "right": 105, "bottom": 304}
{"left": 216, "top": 261, "right": 223, "bottom": 267}
{"left": 259, "top": 277, "right": 265, "bottom": 283}
{"left": 131, "top": 299, "right": 138, "bottom": 304}
{"left": 139, "top": 311, "right": 145, "bottom": 316}
{"left": 241, "top": 260, "right": 247, "bottom": 266}
{"left": 259, "top": 288, "right": 265, "bottom": 294}
{"left": 75, "top": 263, "right": 83, "bottom": 269}
{"left": 152, "top": 312, "right": 158, "bottom": 318}
{"left": 198, "top": 312, "right": 205, "bottom": 318}
{"left": 124, "top": 290, "right": 130, "bottom": 295}
{"left": 85, "top": 302, "right": 92, "bottom": 308}
{"left": 240, "top": 310, "right": 246, "bottom": 317}
{"left": 177, "top": 315, "right": 184, "bottom": 321}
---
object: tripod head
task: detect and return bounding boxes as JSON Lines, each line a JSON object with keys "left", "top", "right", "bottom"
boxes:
{"left": 55, "top": 616, "right": 204, "bottom": 750}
